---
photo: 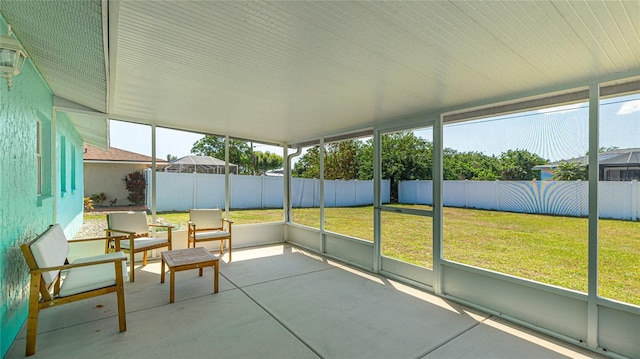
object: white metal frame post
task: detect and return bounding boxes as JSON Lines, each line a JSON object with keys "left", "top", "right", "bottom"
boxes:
{"left": 225, "top": 135, "right": 230, "bottom": 219}
{"left": 151, "top": 124, "right": 157, "bottom": 224}
{"left": 319, "top": 138, "right": 325, "bottom": 253}
{"left": 432, "top": 114, "right": 444, "bottom": 295}
{"left": 373, "top": 129, "right": 382, "bottom": 272}
{"left": 587, "top": 83, "right": 600, "bottom": 349}
{"left": 283, "top": 146, "right": 288, "bottom": 222}
{"left": 285, "top": 147, "right": 302, "bottom": 224}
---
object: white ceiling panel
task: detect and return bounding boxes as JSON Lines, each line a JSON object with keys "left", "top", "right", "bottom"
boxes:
{"left": 3, "top": 1, "right": 639, "bottom": 145}
{"left": 67, "top": 112, "right": 109, "bottom": 149}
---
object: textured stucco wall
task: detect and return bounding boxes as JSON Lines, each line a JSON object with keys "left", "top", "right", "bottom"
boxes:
{"left": 84, "top": 163, "right": 149, "bottom": 206}
{"left": 0, "top": 15, "right": 84, "bottom": 356}
{"left": 56, "top": 112, "right": 85, "bottom": 238}
{"left": 0, "top": 32, "right": 54, "bottom": 359}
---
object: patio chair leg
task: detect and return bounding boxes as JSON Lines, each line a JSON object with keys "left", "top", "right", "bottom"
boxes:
{"left": 25, "top": 274, "right": 41, "bottom": 356}
{"left": 115, "top": 262, "right": 127, "bottom": 332}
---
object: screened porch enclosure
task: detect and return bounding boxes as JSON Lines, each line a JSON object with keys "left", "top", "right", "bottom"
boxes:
{"left": 87, "top": 85, "right": 640, "bottom": 359}
{"left": 2, "top": 1, "right": 640, "bottom": 358}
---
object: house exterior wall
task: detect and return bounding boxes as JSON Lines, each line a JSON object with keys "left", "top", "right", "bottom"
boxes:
{"left": 84, "top": 162, "right": 149, "bottom": 206}
{"left": 56, "top": 112, "right": 85, "bottom": 237}
{"left": 540, "top": 168, "right": 554, "bottom": 181}
{"left": 0, "top": 16, "right": 85, "bottom": 357}
{"left": 604, "top": 166, "right": 640, "bottom": 181}
{"left": 0, "top": 16, "right": 53, "bottom": 356}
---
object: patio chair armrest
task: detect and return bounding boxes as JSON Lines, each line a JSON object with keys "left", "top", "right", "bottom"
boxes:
{"left": 67, "top": 236, "right": 109, "bottom": 244}
{"left": 187, "top": 222, "right": 197, "bottom": 236}
{"left": 104, "top": 229, "right": 135, "bottom": 252}
{"left": 148, "top": 224, "right": 173, "bottom": 243}
{"left": 105, "top": 228, "right": 136, "bottom": 236}
{"left": 223, "top": 219, "right": 234, "bottom": 224}
{"left": 148, "top": 224, "right": 174, "bottom": 230}
{"left": 30, "top": 256, "right": 126, "bottom": 274}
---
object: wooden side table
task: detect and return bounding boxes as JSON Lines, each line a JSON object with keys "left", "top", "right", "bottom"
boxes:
{"left": 161, "top": 247, "right": 219, "bottom": 303}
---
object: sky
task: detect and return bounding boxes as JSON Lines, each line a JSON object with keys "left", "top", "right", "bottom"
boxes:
{"left": 109, "top": 124, "right": 283, "bottom": 161}
{"left": 110, "top": 93, "right": 639, "bottom": 163}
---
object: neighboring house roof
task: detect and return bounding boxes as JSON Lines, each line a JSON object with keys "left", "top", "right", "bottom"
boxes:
{"left": 265, "top": 168, "right": 284, "bottom": 177}
{"left": 84, "top": 144, "right": 168, "bottom": 164}
{"left": 169, "top": 155, "right": 232, "bottom": 167}
{"left": 533, "top": 148, "right": 640, "bottom": 170}
{"left": 163, "top": 155, "right": 238, "bottom": 173}
{"left": 599, "top": 149, "right": 640, "bottom": 166}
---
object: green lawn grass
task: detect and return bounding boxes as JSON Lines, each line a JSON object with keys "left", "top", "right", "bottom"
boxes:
{"left": 85, "top": 206, "right": 640, "bottom": 305}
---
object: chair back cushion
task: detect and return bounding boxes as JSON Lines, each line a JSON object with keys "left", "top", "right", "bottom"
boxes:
{"left": 107, "top": 212, "right": 149, "bottom": 234}
{"left": 30, "top": 224, "right": 70, "bottom": 285}
{"left": 190, "top": 209, "right": 223, "bottom": 229}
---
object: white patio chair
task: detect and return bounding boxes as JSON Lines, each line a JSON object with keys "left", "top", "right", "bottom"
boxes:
{"left": 188, "top": 209, "right": 233, "bottom": 261}
{"left": 21, "top": 224, "right": 127, "bottom": 356}
{"left": 106, "top": 211, "right": 173, "bottom": 282}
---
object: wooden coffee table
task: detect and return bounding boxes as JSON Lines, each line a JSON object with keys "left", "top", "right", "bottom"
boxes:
{"left": 161, "top": 247, "right": 219, "bottom": 303}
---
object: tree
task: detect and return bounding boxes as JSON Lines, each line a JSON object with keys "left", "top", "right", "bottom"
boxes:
{"left": 443, "top": 149, "right": 500, "bottom": 180}
{"left": 324, "top": 140, "right": 363, "bottom": 180}
{"left": 293, "top": 140, "right": 363, "bottom": 180}
{"left": 166, "top": 154, "right": 178, "bottom": 161}
{"left": 294, "top": 132, "right": 433, "bottom": 201}
{"left": 292, "top": 146, "right": 321, "bottom": 178}
{"left": 191, "top": 136, "right": 252, "bottom": 174}
{"left": 359, "top": 132, "right": 433, "bottom": 201}
{"left": 552, "top": 161, "right": 588, "bottom": 181}
{"left": 254, "top": 151, "right": 283, "bottom": 175}
{"left": 586, "top": 146, "right": 619, "bottom": 155}
{"left": 191, "top": 136, "right": 283, "bottom": 175}
{"left": 498, "top": 149, "right": 547, "bottom": 180}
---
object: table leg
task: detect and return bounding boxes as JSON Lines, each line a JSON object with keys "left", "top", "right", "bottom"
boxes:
{"left": 214, "top": 261, "right": 219, "bottom": 293}
{"left": 170, "top": 270, "right": 175, "bottom": 303}
{"left": 160, "top": 257, "right": 165, "bottom": 283}
{"left": 199, "top": 267, "right": 203, "bottom": 277}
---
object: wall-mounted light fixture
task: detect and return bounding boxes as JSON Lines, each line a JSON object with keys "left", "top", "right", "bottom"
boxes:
{"left": 0, "top": 25, "right": 28, "bottom": 91}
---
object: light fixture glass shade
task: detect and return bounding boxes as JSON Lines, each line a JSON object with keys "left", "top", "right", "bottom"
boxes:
{"left": 0, "top": 48, "right": 18, "bottom": 67}
{"left": 0, "top": 33, "right": 28, "bottom": 90}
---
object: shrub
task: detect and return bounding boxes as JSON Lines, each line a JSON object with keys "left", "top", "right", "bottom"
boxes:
{"left": 90, "top": 192, "right": 107, "bottom": 206}
{"left": 123, "top": 170, "right": 146, "bottom": 205}
{"left": 84, "top": 197, "right": 94, "bottom": 211}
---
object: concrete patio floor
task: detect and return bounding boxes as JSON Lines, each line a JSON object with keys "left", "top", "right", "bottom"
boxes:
{"left": 6, "top": 244, "right": 605, "bottom": 359}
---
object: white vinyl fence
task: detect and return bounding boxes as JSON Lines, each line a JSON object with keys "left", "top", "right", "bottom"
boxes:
{"left": 145, "top": 170, "right": 390, "bottom": 211}
{"left": 399, "top": 180, "right": 640, "bottom": 220}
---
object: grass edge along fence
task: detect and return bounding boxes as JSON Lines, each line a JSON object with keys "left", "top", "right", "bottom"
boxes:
{"left": 84, "top": 205, "right": 640, "bottom": 305}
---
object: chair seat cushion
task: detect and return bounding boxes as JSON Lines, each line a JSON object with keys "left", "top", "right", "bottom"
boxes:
{"left": 59, "top": 252, "right": 127, "bottom": 297}
{"left": 118, "top": 237, "right": 169, "bottom": 250}
{"left": 194, "top": 231, "right": 230, "bottom": 240}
